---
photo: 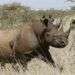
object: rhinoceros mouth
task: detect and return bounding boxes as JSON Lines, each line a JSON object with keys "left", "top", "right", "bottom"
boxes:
{"left": 46, "top": 36, "right": 68, "bottom": 48}
{"left": 48, "top": 41, "right": 67, "bottom": 48}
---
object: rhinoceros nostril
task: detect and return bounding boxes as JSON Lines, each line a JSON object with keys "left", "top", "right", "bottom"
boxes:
{"left": 61, "top": 41, "right": 65, "bottom": 46}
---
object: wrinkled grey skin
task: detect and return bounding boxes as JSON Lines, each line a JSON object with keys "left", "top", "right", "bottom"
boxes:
{"left": 10, "top": 19, "right": 70, "bottom": 67}
{"left": 44, "top": 22, "right": 70, "bottom": 48}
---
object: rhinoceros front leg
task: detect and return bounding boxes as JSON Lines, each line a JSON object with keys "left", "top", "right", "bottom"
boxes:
{"left": 35, "top": 45, "right": 55, "bottom": 67}
{"left": 44, "top": 49, "right": 55, "bottom": 64}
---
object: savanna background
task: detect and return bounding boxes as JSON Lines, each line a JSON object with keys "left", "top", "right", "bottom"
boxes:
{"left": 0, "top": 0, "right": 75, "bottom": 75}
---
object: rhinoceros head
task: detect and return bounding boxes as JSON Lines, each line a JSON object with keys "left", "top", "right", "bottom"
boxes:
{"left": 43, "top": 19, "right": 70, "bottom": 48}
